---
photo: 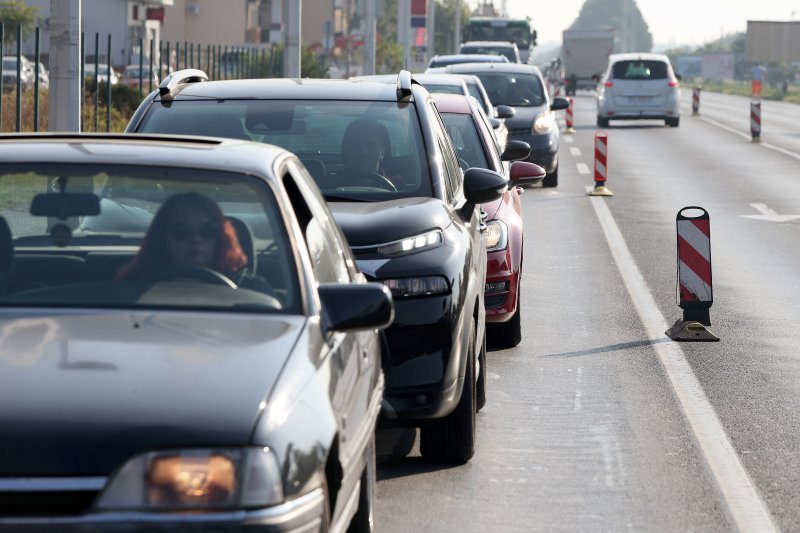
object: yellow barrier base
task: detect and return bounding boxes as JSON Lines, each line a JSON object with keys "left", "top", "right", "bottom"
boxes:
{"left": 588, "top": 185, "right": 614, "bottom": 197}
{"left": 564, "top": 127, "right": 576, "bottom": 134}
{"left": 665, "top": 319, "right": 720, "bottom": 342}
{"left": 751, "top": 136, "right": 761, "bottom": 143}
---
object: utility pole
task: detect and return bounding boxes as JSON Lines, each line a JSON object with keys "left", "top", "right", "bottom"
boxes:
{"left": 398, "top": 0, "right": 410, "bottom": 68}
{"left": 364, "top": 0, "right": 377, "bottom": 75}
{"left": 426, "top": 0, "right": 436, "bottom": 63}
{"left": 454, "top": 0, "right": 461, "bottom": 54}
{"left": 283, "top": 0, "right": 301, "bottom": 77}
{"left": 49, "top": 0, "right": 81, "bottom": 132}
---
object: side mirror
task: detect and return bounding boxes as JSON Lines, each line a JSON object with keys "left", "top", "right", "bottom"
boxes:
{"left": 591, "top": 74, "right": 600, "bottom": 82}
{"left": 489, "top": 117, "right": 502, "bottom": 130}
{"left": 531, "top": 31, "right": 537, "bottom": 46}
{"left": 500, "top": 140, "right": 531, "bottom": 162}
{"left": 675, "top": 73, "right": 683, "bottom": 81}
{"left": 463, "top": 167, "right": 507, "bottom": 205}
{"left": 319, "top": 282, "right": 394, "bottom": 332}
{"left": 494, "top": 104, "right": 515, "bottom": 119}
{"left": 550, "top": 96, "right": 570, "bottom": 111}
{"left": 509, "top": 161, "right": 546, "bottom": 186}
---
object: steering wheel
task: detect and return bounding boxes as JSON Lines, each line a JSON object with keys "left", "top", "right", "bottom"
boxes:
{"left": 350, "top": 170, "right": 398, "bottom": 192}
{"left": 149, "top": 265, "right": 238, "bottom": 288}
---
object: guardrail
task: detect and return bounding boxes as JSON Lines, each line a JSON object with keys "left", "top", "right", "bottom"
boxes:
{"left": 0, "top": 23, "right": 283, "bottom": 133}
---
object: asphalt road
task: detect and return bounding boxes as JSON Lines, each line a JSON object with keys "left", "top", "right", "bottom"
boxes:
{"left": 375, "top": 90, "right": 800, "bottom": 532}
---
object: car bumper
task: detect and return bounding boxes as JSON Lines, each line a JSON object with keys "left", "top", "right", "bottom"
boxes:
{"left": 484, "top": 248, "right": 519, "bottom": 323}
{"left": 507, "top": 131, "right": 558, "bottom": 172}
{"left": 0, "top": 489, "right": 324, "bottom": 533}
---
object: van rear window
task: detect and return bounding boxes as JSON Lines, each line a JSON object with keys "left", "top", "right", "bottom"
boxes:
{"left": 612, "top": 60, "right": 668, "bottom": 80}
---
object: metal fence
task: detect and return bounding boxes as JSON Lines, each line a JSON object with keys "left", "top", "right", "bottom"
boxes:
{"left": 0, "top": 23, "right": 284, "bottom": 133}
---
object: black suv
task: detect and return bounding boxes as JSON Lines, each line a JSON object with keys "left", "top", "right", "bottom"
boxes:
{"left": 127, "top": 70, "right": 507, "bottom": 464}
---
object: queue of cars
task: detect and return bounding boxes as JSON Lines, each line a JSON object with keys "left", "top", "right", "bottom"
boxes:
{"left": 0, "top": 59, "right": 561, "bottom": 530}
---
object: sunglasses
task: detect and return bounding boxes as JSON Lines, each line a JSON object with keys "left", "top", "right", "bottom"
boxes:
{"left": 167, "top": 222, "right": 220, "bottom": 242}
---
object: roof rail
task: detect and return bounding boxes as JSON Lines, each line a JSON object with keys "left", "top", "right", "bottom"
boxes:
{"left": 396, "top": 70, "right": 413, "bottom": 101}
{"left": 159, "top": 68, "right": 209, "bottom": 100}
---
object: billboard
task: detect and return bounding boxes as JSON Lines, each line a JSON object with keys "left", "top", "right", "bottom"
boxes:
{"left": 746, "top": 21, "right": 800, "bottom": 63}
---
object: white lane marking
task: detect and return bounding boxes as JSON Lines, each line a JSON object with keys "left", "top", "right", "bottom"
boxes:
{"left": 577, "top": 163, "right": 591, "bottom": 175}
{"left": 587, "top": 189, "right": 779, "bottom": 533}
{"left": 743, "top": 203, "right": 800, "bottom": 222}
{"left": 563, "top": 135, "right": 574, "bottom": 143}
{"left": 569, "top": 147, "right": 582, "bottom": 157}
{"left": 574, "top": 367, "right": 582, "bottom": 412}
{"left": 699, "top": 116, "right": 800, "bottom": 162}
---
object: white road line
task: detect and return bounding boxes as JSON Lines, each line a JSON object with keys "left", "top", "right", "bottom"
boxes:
{"left": 587, "top": 190, "right": 779, "bottom": 533}
{"left": 698, "top": 116, "right": 800, "bottom": 162}
{"left": 569, "top": 147, "right": 582, "bottom": 157}
{"left": 577, "top": 163, "right": 590, "bottom": 175}
{"left": 563, "top": 135, "right": 574, "bottom": 143}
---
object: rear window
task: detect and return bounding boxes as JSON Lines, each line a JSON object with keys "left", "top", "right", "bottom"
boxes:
{"left": 612, "top": 60, "right": 669, "bottom": 80}
{"left": 423, "top": 83, "right": 465, "bottom": 95}
{"left": 463, "top": 71, "right": 544, "bottom": 107}
{"left": 460, "top": 45, "right": 516, "bottom": 63}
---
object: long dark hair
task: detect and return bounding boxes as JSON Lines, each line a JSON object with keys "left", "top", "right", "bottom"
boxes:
{"left": 117, "top": 192, "right": 247, "bottom": 280}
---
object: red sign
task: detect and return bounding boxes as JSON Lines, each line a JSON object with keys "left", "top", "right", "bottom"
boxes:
{"left": 146, "top": 7, "right": 165, "bottom": 23}
{"left": 411, "top": 0, "right": 427, "bottom": 16}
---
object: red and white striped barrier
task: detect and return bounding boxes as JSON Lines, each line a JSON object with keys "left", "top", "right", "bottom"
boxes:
{"left": 750, "top": 100, "right": 761, "bottom": 142}
{"left": 565, "top": 97, "right": 576, "bottom": 133}
{"left": 667, "top": 206, "right": 719, "bottom": 341}
{"left": 589, "top": 131, "right": 613, "bottom": 196}
{"left": 692, "top": 87, "right": 700, "bottom": 115}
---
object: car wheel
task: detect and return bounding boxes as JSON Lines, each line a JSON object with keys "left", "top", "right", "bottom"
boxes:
{"left": 597, "top": 116, "right": 609, "bottom": 128}
{"left": 476, "top": 331, "right": 487, "bottom": 411}
{"left": 490, "top": 285, "right": 522, "bottom": 348}
{"left": 347, "top": 433, "right": 376, "bottom": 533}
{"left": 541, "top": 165, "right": 559, "bottom": 188}
{"left": 419, "top": 324, "right": 476, "bottom": 464}
{"left": 666, "top": 117, "right": 680, "bottom": 127}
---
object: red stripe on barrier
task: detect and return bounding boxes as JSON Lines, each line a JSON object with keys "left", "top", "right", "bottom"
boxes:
{"left": 678, "top": 235, "right": 712, "bottom": 286}
{"left": 692, "top": 218, "right": 710, "bottom": 238}
{"left": 679, "top": 283, "right": 699, "bottom": 302}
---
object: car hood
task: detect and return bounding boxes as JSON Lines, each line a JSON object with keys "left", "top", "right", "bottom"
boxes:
{"left": 0, "top": 309, "right": 305, "bottom": 475}
{"left": 328, "top": 197, "right": 453, "bottom": 247}
{"left": 503, "top": 105, "right": 548, "bottom": 130}
{"left": 481, "top": 193, "right": 506, "bottom": 220}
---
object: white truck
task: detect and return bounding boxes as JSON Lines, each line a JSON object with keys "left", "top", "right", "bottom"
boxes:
{"left": 561, "top": 29, "right": 616, "bottom": 95}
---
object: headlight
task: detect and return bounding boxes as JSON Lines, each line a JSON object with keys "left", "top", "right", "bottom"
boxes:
{"left": 377, "top": 229, "right": 443, "bottom": 257}
{"left": 382, "top": 276, "right": 450, "bottom": 297}
{"left": 95, "top": 447, "right": 283, "bottom": 510}
{"left": 484, "top": 220, "right": 508, "bottom": 251}
{"left": 532, "top": 112, "right": 553, "bottom": 134}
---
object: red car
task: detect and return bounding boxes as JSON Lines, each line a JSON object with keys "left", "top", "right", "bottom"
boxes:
{"left": 432, "top": 93, "right": 545, "bottom": 347}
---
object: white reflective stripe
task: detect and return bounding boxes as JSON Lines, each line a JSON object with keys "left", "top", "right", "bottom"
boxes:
{"left": 595, "top": 160, "right": 607, "bottom": 178}
{"left": 677, "top": 220, "right": 711, "bottom": 262}
{"left": 679, "top": 260, "right": 713, "bottom": 301}
{"left": 595, "top": 138, "right": 607, "bottom": 157}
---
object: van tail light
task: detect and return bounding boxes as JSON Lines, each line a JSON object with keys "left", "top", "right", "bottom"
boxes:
{"left": 668, "top": 79, "right": 679, "bottom": 87}
{"left": 603, "top": 81, "right": 613, "bottom": 87}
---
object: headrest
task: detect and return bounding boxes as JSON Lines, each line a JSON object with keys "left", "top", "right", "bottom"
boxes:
{"left": 0, "top": 217, "right": 13, "bottom": 273}
{"left": 227, "top": 216, "right": 256, "bottom": 275}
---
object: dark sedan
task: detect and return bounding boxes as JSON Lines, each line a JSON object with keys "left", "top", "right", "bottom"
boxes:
{"left": 440, "top": 62, "right": 570, "bottom": 187}
{"left": 0, "top": 134, "right": 393, "bottom": 531}
{"left": 127, "top": 70, "right": 508, "bottom": 464}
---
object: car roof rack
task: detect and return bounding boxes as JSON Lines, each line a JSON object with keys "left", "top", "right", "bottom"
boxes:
{"left": 158, "top": 68, "right": 208, "bottom": 100}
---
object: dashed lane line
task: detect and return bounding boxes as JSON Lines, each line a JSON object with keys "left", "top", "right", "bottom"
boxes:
{"left": 576, "top": 163, "right": 590, "bottom": 175}
{"left": 588, "top": 190, "right": 779, "bottom": 533}
{"left": 569, "top": 147, "right": 582, "bottom": 157}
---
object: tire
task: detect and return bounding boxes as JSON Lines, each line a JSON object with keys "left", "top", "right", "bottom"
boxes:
{"left": 597, "top": 116, "right": 609, "bottom": 128}
{"left": 666, "top": 117, "right": 680, "bottom": 127}
{"left": 476, "top": 332, "right": 487, "bottom": 411}
{"left": 541, "top": 165, "right": 559, "bottom": 188}
{"left": 490, "top": 284, "right": 522, "bottom": 348}
{"left": 419, "top": 326, "right": 476, "bottom": 464}
{"left": 347, "top": 433, "right": 376, "bottom": 533}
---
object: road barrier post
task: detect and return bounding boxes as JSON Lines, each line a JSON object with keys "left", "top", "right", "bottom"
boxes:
{"left": 588, "top": 130, "right": 613, "bottom": 196}
{"left": 565, "top": 97, "right": 576, "bottom": 133}
{"left": 692, "top": 86, "right": 701, "bottom": 116}
{"left": 750, "top": 100, "right": 761, "bottom": 143}
{"left": 666, "top": 206, "right": 719, "bottom": 341}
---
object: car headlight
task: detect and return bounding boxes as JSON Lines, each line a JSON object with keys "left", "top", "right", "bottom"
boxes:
{"left": 382, "top": 276, "right": 450, "bottom": 297}
{"left": 377, "top": 229, "right": 443, "bottom": 257}
{"left": 484, "top": 220, "right": 508, "bottom": 251}
{"left": 95, "top": 447, "right": 283, "bottom": 510}
{"left": 532, "top": 112, "right": 553, "bottom": 134}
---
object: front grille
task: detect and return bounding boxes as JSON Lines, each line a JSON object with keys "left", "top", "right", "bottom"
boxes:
{"left": 507, "top": 127, "right": 531, "bottom": 136}
{"left": 0, "top": 490, "right": 99, "bottom": 517}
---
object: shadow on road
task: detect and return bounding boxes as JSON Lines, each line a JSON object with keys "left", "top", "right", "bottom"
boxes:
{"left": 542, "top": 337, "right": 672, "bottom": 358}
{"left": 376, "top": 427, "right": 463, "bottom": 479}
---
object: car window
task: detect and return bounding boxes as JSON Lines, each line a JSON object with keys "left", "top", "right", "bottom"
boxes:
{"left": 429, "top": 102, "right": 462, "bottom": 200}
{"left": 423, "top": 83, "right": 465, "bottom": 95}
{"left": 612, "top": 60, "right": 669, "bottom": 80}
{"left": 138, "top": 100, "right": 432, "bottom": 200}
{"left": 440, "top": 113, "right": 490, "bottom": 170}
{"left": 466, "top": 71, "right": 544, "bottom": 107}
{"left": 0, "top": 164, "right": 300, "bottom": 313}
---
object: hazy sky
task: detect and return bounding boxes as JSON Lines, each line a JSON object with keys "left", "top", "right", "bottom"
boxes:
{"left": 471, "top": 0, "right": 799, "bottom": 48}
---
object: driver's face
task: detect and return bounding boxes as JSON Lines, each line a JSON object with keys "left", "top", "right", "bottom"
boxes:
{"left": 165, "top": 205, "right": 218, "bottom": 268}
{"left": 347, "top": 137, "right": 384, "bottom": 173}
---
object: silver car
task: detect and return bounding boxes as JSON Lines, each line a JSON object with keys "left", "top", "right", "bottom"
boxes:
{"left": 596, "top": 53, "right": 681, "bottom": 127}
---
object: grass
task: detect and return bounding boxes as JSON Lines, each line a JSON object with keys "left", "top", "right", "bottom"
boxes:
{"left": 686, "top": 79, "right": 800, "bottom": 103}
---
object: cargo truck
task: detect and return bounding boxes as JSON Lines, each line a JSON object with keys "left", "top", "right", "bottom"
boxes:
{"left": 561, "top": 29, "right": 615, "bottom": 95}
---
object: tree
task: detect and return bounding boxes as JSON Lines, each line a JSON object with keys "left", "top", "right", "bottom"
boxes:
{"left": 433, "top": 0, "right": 471, "bottom": 56}
{"left": 376, "top": 0, "right": 402, "bottom": 73}
{"left": 569, "top": 0, "right": 652, "bottom": 53}
{"left": 0, "top": 0, "right": 39, "bottom": 46}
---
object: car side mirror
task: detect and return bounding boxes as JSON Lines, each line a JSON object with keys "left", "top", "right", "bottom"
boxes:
{"left": 463, "top": 167, "right": 507, "bottom": 205}
{"left": 550, "top": 96, "right": 570, "bottom": 111}
{"left": 591, "top": 74, "right": 600, "bottom": 82}
{"left": 494, "top": 104, "right": 515, "bottom": 119}
{"left": 319, "top": 282, "right": 394, "bottom": 332}
{"left": 509, "top": 161, "right": 546, "bottom": 186}
{"left": 489, "top": 117, "right": 502, "bottom": 130}
{"left": 500, "top": 140, "right": 530, "bottom": 162}
{"left": 675, "top": 73, "right": 683, "bottom": 81}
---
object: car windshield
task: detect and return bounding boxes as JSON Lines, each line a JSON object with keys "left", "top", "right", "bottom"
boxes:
{"left": 0, "top": 164, "right": 300, "bottom": 313}
{"left": 460, "top": 45, "right": 516, "bottom": 63}
{"left": 465, "top": 71, "right": 544, "bottom": 107}
{"left": 138, "top": 100, "right": 432, "bottom": 200}
{"left": 612, "top": 60, "right": 669, "bottom": 80}
{"left": 439, "top": 113, "right": 489, "bottom": 170}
